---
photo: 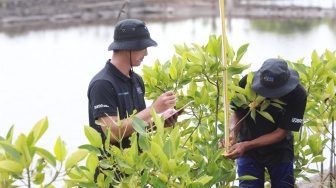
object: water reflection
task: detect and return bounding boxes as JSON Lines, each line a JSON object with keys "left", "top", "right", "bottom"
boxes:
{"left": 248, "top": 18, "right": 336, "bottom": 35}
{"left": 250, "top": 19, "right": 315, "bottom": 34}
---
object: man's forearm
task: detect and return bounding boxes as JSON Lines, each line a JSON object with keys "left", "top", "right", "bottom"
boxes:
{"left": 243, "top": 128, "right": 289, "bottom": 151}
{"left": 100, "top": 106, "right": 156, "bottom": 143}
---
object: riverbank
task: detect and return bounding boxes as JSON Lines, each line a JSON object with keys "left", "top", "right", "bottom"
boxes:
{"left": 0, "top": 0, "right": 218, "bottom": 27}
{"left": 1, "top": 0, "right": 336, "bottom": 33}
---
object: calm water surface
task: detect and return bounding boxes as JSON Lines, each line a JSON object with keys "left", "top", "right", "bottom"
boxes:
{"left": 1, "top": 16, "right": 336, "bottom": 154}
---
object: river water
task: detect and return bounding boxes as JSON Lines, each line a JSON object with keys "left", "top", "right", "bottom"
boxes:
{"left": 1, "top": 14, "right": 336, "bottom": 181}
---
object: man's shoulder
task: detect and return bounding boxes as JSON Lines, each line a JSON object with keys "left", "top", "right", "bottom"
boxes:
{"left": 281, "top": 83, "right": 307, "bottom": 104}
{"left": 89, "top": 67, "right": 115, "bottom": 86}
{"left": 292, "top": 84, "right": 307, "bottom": 97}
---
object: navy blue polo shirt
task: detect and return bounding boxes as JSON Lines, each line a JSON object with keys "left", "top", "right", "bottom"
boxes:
{"left": 232, "top": 75, "right": 307, "bottom": 167}
{"left": 87, "top": 59, "right": 146, "bottom": 149}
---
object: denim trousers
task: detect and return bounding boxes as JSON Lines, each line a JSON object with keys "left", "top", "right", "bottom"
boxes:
{"left": 237, "top": 157, "right": 294, "bottom": 188}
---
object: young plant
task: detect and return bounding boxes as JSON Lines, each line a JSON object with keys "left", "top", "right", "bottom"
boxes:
{"left": 0, "top": 117, "right": 89, "bottom": 188}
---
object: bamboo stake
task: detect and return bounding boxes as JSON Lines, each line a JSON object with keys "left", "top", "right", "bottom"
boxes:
{"left": 218, "top": 0, "right": 230, "bottom": 154}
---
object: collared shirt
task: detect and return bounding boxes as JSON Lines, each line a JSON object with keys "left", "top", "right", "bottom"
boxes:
{"left": 87, "top": 59, "right": 146, "bottom": 149}
{"left": 232, "top": 75, "right": 307, "bottom": 167}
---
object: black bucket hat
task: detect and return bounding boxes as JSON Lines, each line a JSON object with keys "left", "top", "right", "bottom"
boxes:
{"left": 108, "top": 19, "right": 157, "bottom": 51}
{"left": 251, "top": 58, "right": 299, "bottom": 98}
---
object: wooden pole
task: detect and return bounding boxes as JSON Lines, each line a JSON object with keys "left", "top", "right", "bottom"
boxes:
{"left": 219, "top": 0, "right": 230, "bottom": 154}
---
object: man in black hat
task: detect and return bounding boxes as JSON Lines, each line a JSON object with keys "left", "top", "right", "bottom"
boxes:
{"left": 88, "top": 19, "right": 178, "bottom": 150}
{"left": 223, "top": 58, "right": 307, "bottom": 187}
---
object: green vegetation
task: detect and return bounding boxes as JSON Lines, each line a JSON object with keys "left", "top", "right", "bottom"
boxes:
{"left": 0, "top": 35, "right": 335, "bottom": 187}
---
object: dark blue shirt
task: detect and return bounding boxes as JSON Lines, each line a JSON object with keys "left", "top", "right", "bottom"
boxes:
{"left": 87, "top": 59, "right": 146, "bottom": 149}
{"left": 232, "top": 75, "right": 307, "bottom": 167}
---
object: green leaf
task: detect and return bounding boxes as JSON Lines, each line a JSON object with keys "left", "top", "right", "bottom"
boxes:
{"left": 28, "top": 116, "right": 48, "bottom": 145}
{"left": 132, "top": 117, "right": 147, "bottom": 136}
{"left": 308, "top": 134, "right": 322, "bottom": 155}
{"left": 311, "top": 156, "right": 326, "bottom": 163}
{"left": 169, "top": 64, "right": 177, "bottom": 80}
{"left": 236, "top": 175, "right": 258, "bottom": 180}
{"left": 195, "top": 175, "right": 213, "bottom": 185}
{"left": 257, "top": 111, "right": 275, "bottom": 123}
{"left": 151, "top": 141, "right": 168, "bottom": 164}
{"left": 270, "top": 102, "right": 283, "bottom": 109}
{"left": 174, "top": 163, "right": 190, "bottom": 177}
{"left": 201, "top": 86, "right": 209, "bottom": 105}
{"left": 255, "top": 95, "right": 265, "bottom": 104}
{"left": 84, "top": 126, "right": 102, "bottom": 148}
{"left": 188, "top": 50, "right": 204, "bottom": 64}
{"left": 168, "top": 159, "right": 178, "bottom": 173}
{"left": 235, "top": 43, "right": 249, "bottom": 63}
{"left": 250, "top": 109, "right": 256, "bottom": 122}
{"left": 67, "top": 166, "right": 82, "bottom": 179}
{"left": 6, "top": 125, "right": 14, "bottom": 143}
{"left": 151, "top": 109, "right": 164, "bottom": 146}
{"left": 129, "top": 133, "right": 139, "bottom": 164}
{"left": 236, "top": 93, "right": 247, "bottom": 104}
{"left": 228, "top": 85, "right": 247, "bottom": 95}
{"left": 142, "top": 65, "right": 158, "bottom": 77}
{"left": 185, "top": 65, "right": 203, "bottom": 77}
{"left": 138, "top": 135, "right": 150, "bottom": 151}
{"left": 311, "top": 50, "right": 320, "bottom": 67}
{"left": 150, "top": 77, "right": 158, "bottom": 87}
{"left": 35, "top": 147, "right": 57, "bottom": 167}
{"left": 326, "top": 79, "right": 335, "bottom": 97}
{"left": 141, "top": 171, "right": 149, "bottom": 187}
{"left": 32, "top": 172, "right": 45, "bottom": 185}
{"left": 65, "top": 149, "right": 89, "bottom": 170}
{"left": 54, "top": 137, "right": 67, "bottom": 162}
{"left": 163, "top": 141, "right": 172, "bottom": 159}
{"left": 0, "top": 140, "right": 21, "bottom": 162}
{"left": 78, "top": 144, "right": 101, "bottom": 155}
{"left": 15, "top": 134, "right": 32, "bottom": 167}
{"left": 0, "top": 160, "right": 24, "bottom": 173}
{"left": 226, "top": 168, "right": 237, "bottom": 182}
{"left": 207, "top": 35, "right": 220, "bottom": 57}
{"left": 228, "top": 64, "right": 251, "bottom": 79}
{"left": 169, "top": 125, "right": 180, "bottom": 154}
{"left": 86, "top": 151, "right": 99, "bottom": 173}
{"left": 174, "top": 44, "right": 186, "bottom": 56}
{"left": 150, "top": 176, "right": 166, "bottom": 188}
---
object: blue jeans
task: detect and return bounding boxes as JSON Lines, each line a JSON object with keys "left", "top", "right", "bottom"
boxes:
{"left": 237, "top": 157, "right": 294, "bottom": 188}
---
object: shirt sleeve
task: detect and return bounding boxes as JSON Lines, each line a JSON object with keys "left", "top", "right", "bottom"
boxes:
{"left": 88, "top": 80, "right": 118, "bottom": 119}
{"left": 278, "top": 84, "right": 307, "bottom": 131}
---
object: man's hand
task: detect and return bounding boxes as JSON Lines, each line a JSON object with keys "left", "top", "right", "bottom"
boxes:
{"left": 224, "top": 142, "right": 247, "bottom": 160}
{"left": 152, "top": 91, "right": 177, "bottom": 114}
{"left": 162, "top": 109, "right": 180, "bottom": 127}
{"left": 220, "top": 136, "right": 236, "bottom": 149}
{"left": 220, "top": 135, "right": 241, "bottom": 160}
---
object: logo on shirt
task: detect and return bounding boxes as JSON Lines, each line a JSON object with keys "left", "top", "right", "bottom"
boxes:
{"left": 291, "top": 117, "right": 303, "bottom": 124}
{"left": 94, "top": 104, "right": 110, "bottom": 109}
{"left": 136, "top": 87, "right": 143, "bottom": 94}
{"left": 118, "top": 92, "right": 129, "bottom": 96}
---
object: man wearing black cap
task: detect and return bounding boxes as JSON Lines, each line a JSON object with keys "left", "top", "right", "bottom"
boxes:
{"left": 224, "top": 58, "right": 307, "bottom": 187}
{"left": 88, "top": 19, "right": 178, "bottom": 150}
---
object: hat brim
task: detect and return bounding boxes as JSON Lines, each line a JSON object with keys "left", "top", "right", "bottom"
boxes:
{"left": 108, "top": 38, "right": 157, "bottom": 51}
{"left": 251, "top": 69, "right": 299, "bottom": 98}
